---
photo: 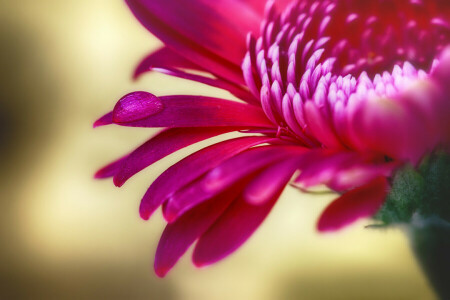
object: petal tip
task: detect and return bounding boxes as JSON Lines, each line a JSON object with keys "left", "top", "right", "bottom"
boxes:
{"left": 154, "top": 265, "right": 170, "bottom": 278}
{"left": 316, "top": 177, "right": 388, "bottom": 233}
{"left": 132, "top": 67, "right": 147, "bottom": 81}
{"left": 243, "top": 192, "right": 265, "bottom": 205}
{"left": 163, "top": 210, "right": 177, "bottom": 223}
{"left": 93, "top": 112, "right": 113, "bottom": 128}
{"left": 93, "top": 171, "right": 106, "bottom": 179}
{"left": 316, "top": 218, "right": 343, "bottom": 233}
{"left": 139, "top": 209, "right": 150, "bottom": 221}
{"left": 112, "top": 175, "right": 125, "bottom": 188}
{"left": 132, "top": 72, "right": 140, "bottom": 81}
{"left": 192, "top": 255, "right": 209, "bottom": 269}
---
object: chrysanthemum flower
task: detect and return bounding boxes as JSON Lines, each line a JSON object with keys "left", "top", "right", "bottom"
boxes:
{"left": 95, "top": 0, "right": 450, "bottom": 278}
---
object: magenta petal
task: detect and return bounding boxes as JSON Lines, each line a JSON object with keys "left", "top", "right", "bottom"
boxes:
{"left": 113, "top": 127, "right": 241, "bottom": 187}
{"left": 126, "top": 0, "right": 261, "bottom": 64}
{"left": 242, "top": 51, "right": 260, "bottom": 99}
{"left": 327, "top": 162, "right": 398, "bottom": 192}
{"left": 202, "top": 146, "right": 304, "bottom": 193}
{"left": 113, "top": 92, "right": 164, "bottom": 123}
{"left": 243, "top": 0, "right": 293, "bottom": 15}
{"left": 317, "top": 177, "right": 389, "bottom": 232}
{"left": 125, "top": 0, "right": 260, "bottom": 84}
{"left": 134, "top": 47, "right": 203, "bottom": 79}
{"left": 244, "top": 158, "right": 300, "bottom": 205}
{"left": 165, "top": 145, "right": 306, "bottom": 222}
{"left": 292, "top": 150, "right": 398, "bottom": 192}
{"left": 139, "top": 136, "right": 273, "bottom": 220}
{"left": 154, "top": 188, "right": 238, "bottom": 277}
{"left": 93, "top": 112, "right": 113, "bottom": 128}
{"left": 349, "top": 98, "right": 429, "bottom": 163}
{"left": 295, "top": 151, "right": 357, "bottom": 188}
{"left": 151, "top": 67, "right": 257, "bottom": 104}
{"left": 304, "top": 101, "right": 343, "bottom": 148}
{"left": 112, "top": 94, "right": 273, "bottom": 128}
{"left": 432, "top": 47, "right": 450, "bottom": 144}
{"left": 192, "top": 187, "right": 281, "bottom": 267}
{"left": 94, "top": 156, "right": 128, "bottom": 179}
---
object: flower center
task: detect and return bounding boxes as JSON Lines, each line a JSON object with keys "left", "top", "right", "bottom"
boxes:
{"left": 242, "top": 0, "right": 450, "bottom": 147}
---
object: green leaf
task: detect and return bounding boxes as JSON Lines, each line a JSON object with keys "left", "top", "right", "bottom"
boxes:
{"left": 375, "top": 165, "right": 425, "bottom": 224}
{"left": 376, "top": 152, "right": 450, "bottom": 225}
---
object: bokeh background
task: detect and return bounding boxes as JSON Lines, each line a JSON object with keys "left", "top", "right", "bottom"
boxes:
{"left": 0, "top": 1, "right": 437, "bottom": 299}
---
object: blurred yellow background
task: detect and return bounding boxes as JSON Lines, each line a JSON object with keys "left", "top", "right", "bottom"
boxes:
{"left": 0, "top": 1, "right": 436, "bottom": 299}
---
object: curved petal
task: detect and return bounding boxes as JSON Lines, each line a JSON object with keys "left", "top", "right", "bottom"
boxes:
{"left": 139, "top": 136, "right": 274, "bottom": 220}
{"left": 243, "top": 0, "right": 293, "bottom": 16}
{"left": 110, "top": 93, "right": 273, "bottom": 128}
{"left": 94, "top": 156, "right": 128, "bottom": 179}
{"left": 93, "top": 112, "right": 113, "bottom": 128}
{"left": 244, "top": 157, "right": 301, "bottom": 204}
{"left": 134, "top": 47, "right": 204, "bottom": 79}
{"left": 349, "top": 97, "right": 431, "bottom": 163}
{"left": 151, "top": 67, "right": 258, "bottom": 104}
{"left": 126, "top": 0, "right": 262, "bottom": 84}
{"left": 426, "top": 47, "right": 450, "bottom": 146}
{"left": 154, "top": 187, "right": 239, "bottom": 277}
{"left": 292, "top": 150, "right": 398, "bottom": 192}
{"left": 164, "top": 145, "right": 307, "bottom": 222}
{"left": 304, "top": 101, "right": 344, "bottom": 149}
{"left": 327, "top": 162, "right": 398, "bottom": 192}
{"left": 317, "top": 177, "right": 389, "bottom": 232}
{"left": 192, "top": 182, "right": 283, "bottom": 267}
{"left": 113, "top": 127, "right": 243, "bottom": 187}
{"left": 294, "top": 150, "right": 353, "bottom": 187}
{"left": 127, "top": 0, "right": 261, "bottom": 63}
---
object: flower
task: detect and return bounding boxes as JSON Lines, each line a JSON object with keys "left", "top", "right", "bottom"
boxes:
{"left": 95, "top": 0, "right": 450, "bottom": 277}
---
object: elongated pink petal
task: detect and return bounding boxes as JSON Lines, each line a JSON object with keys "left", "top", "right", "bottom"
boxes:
{"left": 151, "top": 67, "right": 258, "bottom": 104}
{"left": 126, "top": 0, "right": 261, "bottom": 84}
{"left": 290, "top": 150, "right": 398, "bottom": 192}
{"left": 317, "top": 177, "right": 389, "bottom": 232}
{"left": 113, "top": 127, "right": 243, "bottom": 187}
{"left": 295, "top": 151, "right": 360, "bottom": 188}
{"left": 431, "top": 47, "right": 450, "bottom": 144}
{"left": 349, "top": 97, "right": 430, "bottom": 163}
{"left": 130, "top": 8, "right": 242, "bottom": 83}
{"left": 154, "top": 184, "right": 245, "bottom": 277}
{"left": 243, "top": 0, "right": 293, "bottom": 15}
{"left": 127, "top": 0, "right": 260, "bottom": 64}
{"left": 242, "top": 51, "right": 261, "bottom": 99}
{"left": 327, "top": 162, "right": 399, "bottom": 192}
{"left": 192, "top": 185, "right": 282, "bottom": 267}
{"left": 111, "top": 93, "right": 273, "bottom": 128}
{"left": 139, "top": 136, "right": 274, "bottom": 220}
{"left": 134, "top": 47, "right": 204, "bottom": 79}
{"left": 93, "top": 112, "right": 113, "bottom": 128}
{"left": 244, "top": 157, "right": 300, "bottom": 205}
{"left": 94, "top": 156, "right": 128, "bottom": 179}
{"left": 396, "top": 72, "right": 450, "bottom": 157}
{"left": 164, "top": 145, "right": 307, "bottom": 222}
{"left": 304, "top": 101, "right": 343, "bottom": 149}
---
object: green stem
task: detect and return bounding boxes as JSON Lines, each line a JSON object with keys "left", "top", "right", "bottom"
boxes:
{"left": 374, "top": 152, "right": 450, "bottom": 299}
{"left": 408, "top": 215, "right": 450, "bottom": 300}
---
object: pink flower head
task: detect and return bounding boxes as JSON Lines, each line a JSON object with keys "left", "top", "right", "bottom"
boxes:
{"left": 95, "top": 0, "right": 450, "bottom": 277}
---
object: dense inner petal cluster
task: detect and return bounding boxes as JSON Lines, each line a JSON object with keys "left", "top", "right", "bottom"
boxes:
{"left": 243, "top": 0, "right": 450, "bottom": 150}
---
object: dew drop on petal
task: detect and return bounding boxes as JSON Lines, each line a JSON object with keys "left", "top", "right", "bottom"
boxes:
{"left": 113, "top": 91, "right": 164, "bottom": 123}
